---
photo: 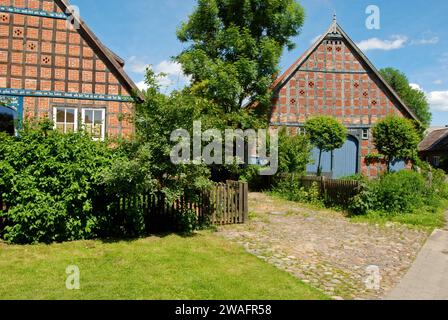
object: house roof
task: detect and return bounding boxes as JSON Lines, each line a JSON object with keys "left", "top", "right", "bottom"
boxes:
{"left": 55, "top": 0, "right": 144, "bottom": 102}
{"left": 271, "top": 19, "right": 420, "bottom": 122}
{"left": 419, "top": 128, "right": 448, "bottom": 152}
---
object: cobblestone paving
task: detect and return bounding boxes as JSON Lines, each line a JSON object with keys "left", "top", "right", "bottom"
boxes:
{"left": 216, "top": 193, "right": 429, "bottom": 300}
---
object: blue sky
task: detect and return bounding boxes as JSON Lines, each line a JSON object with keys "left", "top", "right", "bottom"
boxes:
{"left": 70, "top": 0, "right": 448, "bottom": 126}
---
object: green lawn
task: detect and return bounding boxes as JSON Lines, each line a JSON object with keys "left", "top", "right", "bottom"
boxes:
{"left": 0, "top": 232, "right": 327, "bottom": 300}
{"left": 349, "top": 204, "right": 447, "bottom": 231}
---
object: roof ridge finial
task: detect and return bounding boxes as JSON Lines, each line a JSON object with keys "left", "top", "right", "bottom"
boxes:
{"left": 329, "top": 11, "right": 338, "bottom": 33}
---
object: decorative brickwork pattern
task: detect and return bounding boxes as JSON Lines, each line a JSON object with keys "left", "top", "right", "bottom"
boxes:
{"left": 0, "top": 0, "right": 139, "bottom": 139}
{"left": 271, "top": 22, "right": 416, "bottom": 177}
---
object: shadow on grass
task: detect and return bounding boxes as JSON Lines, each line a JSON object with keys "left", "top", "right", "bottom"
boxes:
{"left": 99, "top": 232, "right": 202, "bottom": 244}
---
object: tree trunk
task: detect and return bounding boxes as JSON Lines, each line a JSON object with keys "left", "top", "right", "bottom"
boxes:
{"left": 317, "top": 149, "right": 323, "bottom": 177}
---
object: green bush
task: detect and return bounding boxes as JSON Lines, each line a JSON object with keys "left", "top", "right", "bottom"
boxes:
{"left": 173, "top": 207, "right": 199, "bottom": 234}
{"left": 2, "top": 193, "right": 80, "bottom": 244}
{"left": 272, "top": 177, "right": 322, "bottom": 206}
{"left": 349, "top": 170, "right": 433, "bottom": 216}
{"left": 0, "top": 125, "right": 119, "bottom": 243}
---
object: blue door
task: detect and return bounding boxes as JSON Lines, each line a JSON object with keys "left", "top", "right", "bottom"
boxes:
{"left": 390, "top": 159, "right": 406, "bottom": 172}
{"left": 307, "top": 135, "right": 359, "bottom": 178}
{"left": 307, "top": 148, "right": 332, "bottom": 176}
{"left": 333, "top": 135, "right": 359, "bottom": 178}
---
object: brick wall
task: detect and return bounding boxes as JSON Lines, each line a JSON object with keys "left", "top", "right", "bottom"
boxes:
{"left": 0, "top": 0, "right": 136, "bottom": 138}
{"left": 271, "top": 36, "right": 410, "bottom": 177}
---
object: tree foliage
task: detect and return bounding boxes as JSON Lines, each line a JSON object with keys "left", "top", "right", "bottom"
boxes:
{"left": 304, "top": 116, "right": 347, "bottom": 175}
{"left": 0, "top": 124, "right": 123, "bottom": 243}
{"left": 277, "top": 127, "right": 311, "bottom": 175}
{"left": 372, "top": 116, "right": 420, "bottom": 172}
{"left": 379, "top": 67, "right": 431, "bottom": 129}
{"left": 134, "top": 68, "right": 218, "bottom": 196}
{"left": 176, "top": 0, "right": 305, "bottom": 113}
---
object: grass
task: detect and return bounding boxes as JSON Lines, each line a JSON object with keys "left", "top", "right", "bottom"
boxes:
{"left": 0, "top": 232, "right": 327, "bottom": 300}
{"left": 268, "top": 191, "right": 447, "bottom": 231}
{"left": 350, "top": 202, "right": 448, "bottom": 231}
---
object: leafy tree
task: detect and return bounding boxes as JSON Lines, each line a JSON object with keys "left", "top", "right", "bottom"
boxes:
{"left": 277, "top": 127, "right": 311, "bottom": 175}
{"left": 176, "top": 0, "right": 305, "bottom": 113}
{"left": 380, "top": 68, "right": 431, "bottom": 129}
{"left": 372, "top": 116, "right": 420, "bottom": 172}
{"left": 134, "top": 68, "right": 219, "bottom": 196}
{"left": 304, "top": 116, "right": 347, "bottom": 176}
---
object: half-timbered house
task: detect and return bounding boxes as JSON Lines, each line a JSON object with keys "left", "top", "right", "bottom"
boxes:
{"left": 0, "top": 0, "right": 141, "bottom": 140}
{"left": 270, "top": 18, "right": 419, "bottom": 178}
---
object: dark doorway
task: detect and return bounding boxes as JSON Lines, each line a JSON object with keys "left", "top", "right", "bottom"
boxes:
{"left": 0, "top": 106, "right": 16, "bottom": 135}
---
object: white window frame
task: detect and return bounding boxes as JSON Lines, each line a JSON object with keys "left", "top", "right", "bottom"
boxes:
{"left": 362, "top": 129, "right": 369, "bottom": 140}
{"left": 81, "top": 108, "right": 106, "bottom": 141}
{"left": 53, "top": 106, "right": 78, "bottom": 133}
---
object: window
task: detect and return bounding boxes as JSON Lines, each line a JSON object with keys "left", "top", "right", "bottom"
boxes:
{"left": 362, "top": 129, "right": 369, "bottom": 140}
{"left": 433, "top": 156, "right": 441, "bottom": 167}
{"left": 82, "top": 108, "right": 105, "bottom": 141}
{"left": 298, "top": 127, "right": 306, "bottom": 135}
{"left": 54, "top": 107, "right": 77, "bottom": 133}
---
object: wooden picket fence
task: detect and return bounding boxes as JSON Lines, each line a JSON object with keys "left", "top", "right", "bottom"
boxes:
{"left": 208, "top": 180, "right": 249, "bottom": 225}
{"left": 0, "top": 181, "right": 248, "bottom": 235}
{"left": 113, "top": 180, "right": 249, "bottom": 230}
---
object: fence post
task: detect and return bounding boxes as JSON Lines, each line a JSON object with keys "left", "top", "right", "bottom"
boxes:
{"left": 321, "top": 175, "right": 326, "bottom": 196}
{"left": 242, "top": 182, "right": 249, "bottom": 223}
{"left": 238, "top": 182, "right": 244, "bottom": 223}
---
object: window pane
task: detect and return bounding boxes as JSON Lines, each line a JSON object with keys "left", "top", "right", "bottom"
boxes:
{"left": 85, "top": 123, "right": 93, "bottom": 134}
{"left": 93, "top": 124, "right": 102, "bottom": 139}
{"left": 84, "top": 110, "right": 93, "bottom": 124}
{"left": 94, "top": 110, "right": 104, "bottom": 124}
{"left": 56, "top": 124, "right": 65, "bottom": 133}
{"left": 66, "top": 109, "right": 76, "bottom": 123}
{"left": 66, "top": 124, "right": 75, "bottom": 133}
{"left": 56, "top": 108, "right": 65, "bottom": 123}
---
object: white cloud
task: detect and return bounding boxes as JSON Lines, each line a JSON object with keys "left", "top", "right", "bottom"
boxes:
{"left": 136, "top": 80, "right": 148, "bottom": 91}
{"left": 434, "top": 80, "right": 443, "bottom": 85}
{"left": 154, "top": 60, "right": 191, "bottom": 89}
{"left": 134, "top": 60, "right": 191, "bottom": 92}
{"left": 154, "top": 60, "right": 182, "bottom": 76}
{"left": 356, "top": 35, "right": 408, "bottom": 51}
{"left": 408, "top": 83, "right": 448, "bottom": 112}
{"left": 127, "top": 56, "right": 149, "bottom": 74}
{"left": 310, "top": 34, "right": 322, "bottom": 44}
{"left": 411, "top": 36, "right": 439, "bottom": 45}
{"left": 410, "top": 83, "right": 422, "bottom": 91}
{"left": 428, "top": 91, "right": 448, "bottom": 112}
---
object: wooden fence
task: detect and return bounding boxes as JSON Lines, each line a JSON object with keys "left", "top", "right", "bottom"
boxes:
{"left": 111, "top": 180, "right": 249, "bottom": 231}
{"left": 0, "top": 181, "right": 248, "bottom": 235}
{"left": 285, "top": 175, "right": 362, "bottom": 207}
{"left": 208, "top": 180, "right": 249, "bottom": 225}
